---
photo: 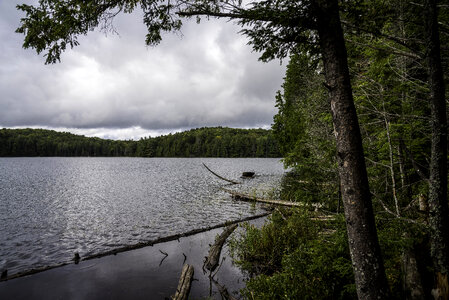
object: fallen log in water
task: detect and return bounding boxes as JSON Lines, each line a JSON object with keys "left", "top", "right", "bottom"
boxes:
{"left": 1, "top": 212, "right": 270, "bottom": 282}
{"left": 222, "top": 188, "right": 304, "bottom": 208}
{"left": 82, "top": 213, "right": 269, "bottom": 262}
{"left": 204, "top": 224, "right": 238, "bottom": 272}
{"left": 172, "top": 264, "right": 194, "bottom": 300}
{"left": 202, "top": 163, "right": 241, "bottom": 185}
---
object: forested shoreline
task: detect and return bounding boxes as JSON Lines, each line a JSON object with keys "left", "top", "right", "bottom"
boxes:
{"left": 230, "top": 1, "right": 449, "bottom": 297}
{"left": 0, "top": 127, "right": 280, "bottom": 158}
{"left": 12, "top": 0, "right": 449, "bottom": 299}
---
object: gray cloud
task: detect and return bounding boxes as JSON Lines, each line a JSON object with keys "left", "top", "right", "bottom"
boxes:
{"left": 0, "top": 1, "right": 285, "bottom": 139}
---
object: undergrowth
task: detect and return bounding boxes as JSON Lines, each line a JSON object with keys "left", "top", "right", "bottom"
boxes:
{"left": 230, "top": 209, "right": 356, "bottom": 299}
{"left": 229, "top": 207, "right": 431, "bottom": 299}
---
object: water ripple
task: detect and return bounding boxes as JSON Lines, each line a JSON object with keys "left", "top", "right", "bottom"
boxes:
{"left": 0, "top": 157, "right": 285, "bottom": 276}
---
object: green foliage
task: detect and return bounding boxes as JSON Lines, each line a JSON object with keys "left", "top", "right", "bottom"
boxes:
{"left": 374, "top": 216, "right": 430, "bottom": 298}
{"left": 230, "top": 210, "right": 356, "bottom": 300}
{"left": 0, "top": 128, "right": 133, "bottom": 156}
{"left": 278, "top": 172, "right": 340, "bottom": 211}
{"left": 0, "top": 127, "right": 280, "bottom": 157}
{"left": 16, "top": 0, "right": 181, "bottom": 64}
{"left": 15, "top": 0, "right": 323, "bottom": 64}
{"left": 271, "top": 0, "right": 447, "bottom": 215}
{"left": 263, "top": 3, "right": 446, "bottom": 294}
{"left": 230, "top": 206, "right": 433, "bottom": 299}
{"left": 236, "top": 1, "right": 318, "bottom": 62}
{"left": 272, "top": 52, "right": 339, "bottom": 208}
{"left": 136, "top": 127, "right": 280, "bottom": 157}
{"left": 342, "top": 0, "right": 434, "bottom": 216}
{"left": 230, "top": 210, "right": 319, "bottom": 275}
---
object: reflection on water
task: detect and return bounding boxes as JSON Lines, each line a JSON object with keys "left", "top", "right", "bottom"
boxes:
{"left": 0, "top": 157, "right": 284, "bottom": 276}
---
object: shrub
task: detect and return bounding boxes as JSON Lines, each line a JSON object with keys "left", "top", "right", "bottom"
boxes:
{"left": 230, "top": 209, "right": 356, "bottom": 299}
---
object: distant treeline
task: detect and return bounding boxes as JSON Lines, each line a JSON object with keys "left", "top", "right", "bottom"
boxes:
{"left": 0, "top": 127, "right": 281, "bottom": 157}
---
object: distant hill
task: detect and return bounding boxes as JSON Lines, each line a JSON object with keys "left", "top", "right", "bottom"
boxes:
{"left": 0, "top": 127, "right": 280, "bottom": 158}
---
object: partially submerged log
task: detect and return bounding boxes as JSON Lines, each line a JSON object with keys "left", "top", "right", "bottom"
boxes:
{"left": 73, "top": 252, "right": 80, "bottom": 264}
{"left": 242, "top": 171, "right": 255, "bottom": 178}
{"left": 82, "top": 212, "right": 269, "bottom": 263}
{"left": 2, "top": 212, "right": 270, "bottom": 282}
{"left": 172, "top": 264, "right": 194, "bottom": 300}
{"left": 202, "top": 163, "right": 241, "bottom": 184}
{"left": 204, "top": 224, "right": 238, "bottom": 272}
{"left": 222, "top": 188, "right": 304, "bottom": 208}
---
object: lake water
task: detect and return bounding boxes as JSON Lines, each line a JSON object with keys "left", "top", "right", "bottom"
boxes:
{"left": 0, "top": 157, "right": 285, "bottom": 277}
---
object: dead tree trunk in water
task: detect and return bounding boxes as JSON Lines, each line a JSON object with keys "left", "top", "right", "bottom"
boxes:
{"left": 202, "top": 163, "right": 241, "bottom": 184}
{"left": 204, "top": 224, "right": 238, "bottom": 272}
{"left": 312, "top": 0, "right": 390, "bottom": 298}
{"left": 425, "top": 1, "right": 449, "bottom": 298}
{"left": 172, "top": 264, "right": 194, "bottom": 300}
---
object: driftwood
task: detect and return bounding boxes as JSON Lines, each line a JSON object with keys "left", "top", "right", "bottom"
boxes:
{"left": 222, "top": 188, "right": 304, "bottom": 208}
{"left": 202, "top": 163, "right": 241, "bottom": 184}
{"left": 172, "top": 264, "right": 194, "bottom": 300}
{"left": 204, "top": 224, "right": 238, "bottom": 272}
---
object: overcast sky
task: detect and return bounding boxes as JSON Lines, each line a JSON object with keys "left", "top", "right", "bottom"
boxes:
{"left": 0, "top": 1, "right": 285, "bottom": 140}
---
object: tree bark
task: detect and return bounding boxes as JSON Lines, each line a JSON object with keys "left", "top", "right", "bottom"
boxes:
{"left": 204, "top": 224, "right": 238, "bottom": 272}
{"left": 402, "top": 246, "right": 425, "bottom": 300}
{"left": 425, "top": 0, "right": 449, "bottom": 297}
{"left": 172, "top": 264, "right": 194, "bottom": 300}
{"left": 312, "top": 0, "right": 391, "bottom": 298}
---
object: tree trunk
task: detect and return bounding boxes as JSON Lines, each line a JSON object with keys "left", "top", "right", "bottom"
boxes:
{"left": 312, "top": 0, "right": 390, "bottom": 298}
{"left": 172, "top": 264, "right": 194, "bottom": 300}
{"left": 425, "top": 0, "right": 449, "bottom": 297}
{"left": 204, "top": 224, "right": 238, "bottom": 272}
{"left": 402, "top": 246, "right": 425, "bottom": 300}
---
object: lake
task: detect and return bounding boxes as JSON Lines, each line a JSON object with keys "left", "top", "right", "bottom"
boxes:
{"left": 0, "top": 157, "right": 285, "bottom": 277}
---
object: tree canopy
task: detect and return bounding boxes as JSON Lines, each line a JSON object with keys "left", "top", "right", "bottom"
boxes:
{"left": 0, "top": 127, "right": 280, "bottom": 158}
{"left": 16, "top": 0, "right": 326, "bottom": 64}
{"left": 270, "top": 0, "right": 449, "bottom": 297}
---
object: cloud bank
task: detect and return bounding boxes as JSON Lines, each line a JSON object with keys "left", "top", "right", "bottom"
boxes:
{"left": 0, "top": 1, "right": 285, "bottom": 139}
